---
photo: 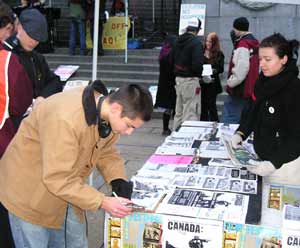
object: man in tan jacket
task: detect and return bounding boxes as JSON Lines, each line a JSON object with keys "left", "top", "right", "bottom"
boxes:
{"left": 0, "top": 81, "right": 153, "bottom": 248}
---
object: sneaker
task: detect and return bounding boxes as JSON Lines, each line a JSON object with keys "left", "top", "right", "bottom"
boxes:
{"left": 161, "top": 129, "right": 171, "bottom": 136}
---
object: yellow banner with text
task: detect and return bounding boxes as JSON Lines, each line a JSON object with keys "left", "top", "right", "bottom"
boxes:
{"left": 103, "top": 16, "right": 131, "bottom": 50}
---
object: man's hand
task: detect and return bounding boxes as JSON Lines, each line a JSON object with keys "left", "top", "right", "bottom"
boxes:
{"left": 111, "top": 179, "right": 133, "bottom": 199}
{"left": 231, "top": 133, "right": 243, "bottom": 149}
{"left": 246, "top": 160, "right": 276, "bottom": 176}
{"left": 101, "top": 196, "right": 133, "bottom": 218}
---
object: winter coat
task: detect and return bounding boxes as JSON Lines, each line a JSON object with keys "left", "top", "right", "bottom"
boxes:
{"left": 0, "top": 43, "right": 33, "bottom": 157}
{"left": 201, "top": 50, "right": 224, "bottom": 95}
{"left": 155, "top": 41, "right": 176, "bottom": 110}
{"left": 0, "top": 87, "right": 126, "bottom": 228}
{"left": 172, "top": 32, "right": 204, "bottom": 78}
{"left": 237, "top": 62, "right": 300, "bottom": 168}
{"left": 3, "top": 35, "right": 62, "bottom": 98}
{"left": 226, "top": 33, "right": 259, "bottom": 98}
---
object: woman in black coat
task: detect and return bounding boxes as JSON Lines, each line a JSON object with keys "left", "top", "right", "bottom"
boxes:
{"left": 155, "top": 35, "right": 177, "bottom": 135}
{"left": 200, "top": 32, "right": 224, "bottom": 122}
{"left": 232, "top": 33, "right": 300, "bottom": 176}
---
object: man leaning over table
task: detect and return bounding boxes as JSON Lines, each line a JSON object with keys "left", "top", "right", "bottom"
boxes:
{"left": 0, "top": 81, "right": 153, "bottom": 248}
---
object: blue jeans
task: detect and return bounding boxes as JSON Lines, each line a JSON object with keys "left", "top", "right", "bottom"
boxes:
{"left": 222, "top": 95, "right": 246, "bottom": 124}
{"left": 69, "top": 17, "right": 86, "bottom": 55}
{"left": 9, "top": 205, "right": 88, "bottom": 248}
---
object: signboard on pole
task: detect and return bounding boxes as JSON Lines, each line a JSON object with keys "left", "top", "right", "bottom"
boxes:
{"left": 179, "top": 3, "right": 206, "bottom": 36}
{"left": 103, "top": 16, "right": 131, "bottom": 50}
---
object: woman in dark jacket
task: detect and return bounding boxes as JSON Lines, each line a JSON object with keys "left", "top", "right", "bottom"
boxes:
{"left": 155, "top": 35, "right": 177, "bottom": 135}
{"left": 200, "top": 32, "right": 224, "bottom": 122}
{"left": 232, "top": 33, "right": 300, "bottom": 176}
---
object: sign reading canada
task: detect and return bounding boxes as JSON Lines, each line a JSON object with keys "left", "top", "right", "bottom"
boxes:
{"left": 103, "top": 16, "right": 131, "bottom": 50}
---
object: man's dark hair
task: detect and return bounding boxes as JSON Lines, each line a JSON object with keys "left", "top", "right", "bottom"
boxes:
{"left": 109, "top": 84, "right": 153, "bottom": 121}
{"left": 260, "top": 33, "right": 290, "bottom": 59}
{"left": 0, "top": 1, "right": 16, "bottom": 28}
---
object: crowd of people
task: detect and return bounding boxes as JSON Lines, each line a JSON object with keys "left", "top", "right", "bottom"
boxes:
{"left": 154, "top": 15, "right": 300, "bottom": 182}
{"left": 1, "top": 0, "right": 300, "bottom": 247}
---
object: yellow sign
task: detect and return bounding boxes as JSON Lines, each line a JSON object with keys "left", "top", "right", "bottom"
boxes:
{"left": 103, "top": 16, "right": 131, "bottom": 50}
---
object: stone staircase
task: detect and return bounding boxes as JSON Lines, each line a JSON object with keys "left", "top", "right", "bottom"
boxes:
{"left": 45, "top": 48, "right": 160, "bottom": 87}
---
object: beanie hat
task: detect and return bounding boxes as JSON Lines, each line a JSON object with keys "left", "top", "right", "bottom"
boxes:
{"left": 233, "top": 17, "right": 249, "bottom": 32}
{"left": 19, "top": 8, "right": 48, "bottom": 42}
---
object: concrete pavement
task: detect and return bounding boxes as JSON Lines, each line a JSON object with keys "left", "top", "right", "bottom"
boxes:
{"left": 87, "top": 118, "right": 168, "bottom": 248}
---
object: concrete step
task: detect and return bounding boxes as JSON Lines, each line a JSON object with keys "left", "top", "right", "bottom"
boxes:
{"left": 52, "top": 48, "right": 161, "bottom": 56}
{"left": 48, "top": 61, "right": 159, "bottom": 72}
{"left": 44, "top": 54, "right": 159, "bottom": 64}
{"left": 69, "top": 69, "right": 158, "bottom": 81}
{"left": 70, "top": 77, "right": 157, "bottom": 88}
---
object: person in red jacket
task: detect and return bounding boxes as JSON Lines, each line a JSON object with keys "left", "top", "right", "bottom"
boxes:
{"left": 0, "top": 2, "right": 33, "bottom": 248}
{"left": 222, "top": 17, "right": 259, "bottom": 124}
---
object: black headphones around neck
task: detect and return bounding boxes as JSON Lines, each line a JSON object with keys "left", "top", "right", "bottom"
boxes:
{"left": 97, "top": 96, "right": 112, "bottom": 138}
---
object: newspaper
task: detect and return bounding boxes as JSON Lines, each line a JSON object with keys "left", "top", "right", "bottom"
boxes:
{"left": 221, "top": 133, "right": 260, "bottom": 167}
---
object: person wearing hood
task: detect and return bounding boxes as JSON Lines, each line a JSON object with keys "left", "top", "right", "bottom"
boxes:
{"left": 3, "top": 8, "right": 62, "bottom": 111}
{"left": 231, "top": 33, "right": 300, "bottom": 178}
{"left": 171, "top": 17, "right": 203, "bottom": 130}
{"left": 222, "top": 17, "right": 259, "bottom": 124}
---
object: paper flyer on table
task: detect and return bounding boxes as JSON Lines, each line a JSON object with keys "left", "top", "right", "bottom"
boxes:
{"left": 156, "top": 188, "right": 249, "bottom": 223}
{"left": 240, "top": 224, "right": 282, "bottom": 248}
{"left": 138, "top": 162, "right": 202, "bottom": 175}
{"left": 181, "top": 121, "right": 217, "bottom": 128}
{"left": 155, "top": 146, "right": 195, "bottom": 156}
{"left": 148, "top": 155, "right": 194, "bottom": 164}
{"left": 162, "top": 215, "right": 223, "bottom": 248}
{"left": 54, "top": 65, "right": 79, "bottom": 81}
{"left": 282, "top": 204, "right": 300, "bottom": 230}
{"left": 282, "top": 228, "right": 300, "bottom": 248}
{"left": 200, "top": 141, "right": 230, "bottom": 159}
{"left": 223, "top": 221, "right": 244, "bottom": 248}
{"left": 122, "top": 212, "right": 163, "bottom": 248}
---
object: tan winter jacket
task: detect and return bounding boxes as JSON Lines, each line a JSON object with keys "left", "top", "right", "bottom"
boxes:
{"left": 0, "top": 87, "right": 126, "bottom": 228}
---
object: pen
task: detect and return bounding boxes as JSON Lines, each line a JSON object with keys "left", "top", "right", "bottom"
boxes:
{"left": 112, "top": 191, "right": 122, "bottom": 203}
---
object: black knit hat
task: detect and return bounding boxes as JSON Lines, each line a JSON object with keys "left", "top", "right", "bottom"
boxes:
{"left": 233, "top": 17, "right": 249, "bottom": 32}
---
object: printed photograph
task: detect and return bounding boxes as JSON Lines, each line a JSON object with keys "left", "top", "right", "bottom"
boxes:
{"left": 230, "top": 180, "right": 242, "bottom": 192}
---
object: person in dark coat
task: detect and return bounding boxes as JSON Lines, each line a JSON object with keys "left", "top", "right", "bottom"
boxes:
{"left": 155, "top": 35, "right": 177, "bottom": 135}
{"left": 231, "top": 33, "right": 300, "bottom": 177}
{"left": 200, "top": 32, "right": 224, "bottom": 122}
{"left": 3, "top": 8, "right": 62, "bottom": 112}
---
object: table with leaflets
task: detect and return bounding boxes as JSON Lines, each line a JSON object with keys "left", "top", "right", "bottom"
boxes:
{"left": 104, "top": 121, "right": 300, "bottom": 248}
